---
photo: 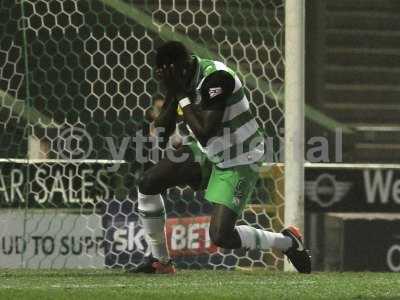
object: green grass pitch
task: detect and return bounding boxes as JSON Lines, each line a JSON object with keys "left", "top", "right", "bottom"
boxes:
{"left": 0, "top": 269, "right": 399, "bottom": 300}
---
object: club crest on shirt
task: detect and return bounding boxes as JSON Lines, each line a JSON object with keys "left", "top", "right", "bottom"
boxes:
{"left": 208, "top": 87, "right": 223, "bottom": 98}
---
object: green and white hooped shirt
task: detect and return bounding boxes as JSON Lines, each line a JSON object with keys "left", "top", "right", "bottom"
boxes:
{"left": 183, "top": 56, "right": 264, "bottom": 169}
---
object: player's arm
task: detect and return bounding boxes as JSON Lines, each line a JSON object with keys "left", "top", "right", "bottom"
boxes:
{"left": 180, "top": 71, "right": 235, "bottom": 146}
{"left": 153, "top": 91, "right": 178, "bottom": 148}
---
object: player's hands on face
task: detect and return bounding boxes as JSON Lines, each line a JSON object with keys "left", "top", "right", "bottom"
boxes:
{"left": 157, "top": 64, "right": 186, "bottom": 101}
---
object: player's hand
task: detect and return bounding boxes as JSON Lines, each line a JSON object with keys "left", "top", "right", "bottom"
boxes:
{"left": 159, "top": 64, "right": 187, "bottom": 100}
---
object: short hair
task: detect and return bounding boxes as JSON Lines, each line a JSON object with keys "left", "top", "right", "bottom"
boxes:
{"left": 155, "top": 41, "right": 190, "bottom": 69}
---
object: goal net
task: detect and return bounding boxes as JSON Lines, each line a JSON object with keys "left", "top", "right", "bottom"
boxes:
{"left": 0, "top": 0, "right": 286, "bottom": 269}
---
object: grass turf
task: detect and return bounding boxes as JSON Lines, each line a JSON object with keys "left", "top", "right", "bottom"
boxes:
{"left": 0, "top": 269, "right": 399, "bottom": 300}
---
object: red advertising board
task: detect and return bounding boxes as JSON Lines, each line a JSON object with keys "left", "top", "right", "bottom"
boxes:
{"left": 165, "top": 216, "right": 218, "bottom": 257}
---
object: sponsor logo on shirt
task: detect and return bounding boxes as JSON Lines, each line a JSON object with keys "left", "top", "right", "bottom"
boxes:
{"left": 208, "top": 87, "right": 223, "bottom": 98}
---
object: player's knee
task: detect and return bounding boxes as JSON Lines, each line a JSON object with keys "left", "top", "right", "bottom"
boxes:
{"left": 138, "top": 172, "right": 158, "bottom": 195}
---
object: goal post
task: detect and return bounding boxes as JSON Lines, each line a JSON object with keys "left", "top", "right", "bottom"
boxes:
{"left": 284, "top": 0, "right": 306, "bottom": 270}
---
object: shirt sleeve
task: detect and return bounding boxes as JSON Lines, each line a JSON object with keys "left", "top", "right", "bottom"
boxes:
{"left": 200, "top": 70, "right": 235, "bottom": 111}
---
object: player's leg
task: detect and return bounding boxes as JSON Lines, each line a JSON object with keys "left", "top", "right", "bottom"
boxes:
{"left": 209, "top": 205, "right": 311, "bottom": 273}
{"left": 138, "top": 146, "right": 203, "bottom": 195}
{"left": 209, "top": 204, "right": 292, "bottom": 252}
{"left": 207, "top": 164, "right": 311, "bottom": 273}
{"left": 209, "top": 204, "right": 241, "bottom": 249}
{"left": 133, "top": 145, "right": 204, "bottom": 273}
{"left": 208, "top": 164, "right": 291, "bottom": 250}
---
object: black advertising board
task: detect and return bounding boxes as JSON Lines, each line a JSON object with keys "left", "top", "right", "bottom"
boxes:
{"left": 305, "top": 168, "right": 400, "bottom": 212}
{"left": 343, "top": 218, "right": 400, "bottom": 272}
{"left": 0, "top": 161, "right": 113, "bottom": 208}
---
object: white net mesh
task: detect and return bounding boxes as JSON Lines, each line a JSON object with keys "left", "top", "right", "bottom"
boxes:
{"left": 0, "top": 0, "right": 285, "bottom": 269}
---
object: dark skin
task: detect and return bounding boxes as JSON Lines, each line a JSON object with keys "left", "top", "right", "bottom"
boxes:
{"left": 153, "top": 91, "right": 179, "bottom": 148}
{"left": 139, "top": 59, "right": 242, "bottom": 249}
{"left": 154, "top": 61, "right": 224, "bottom": 147}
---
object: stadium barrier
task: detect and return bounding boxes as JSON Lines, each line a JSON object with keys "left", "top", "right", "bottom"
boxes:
{"left": 304, "top": 163, "right": 400, "bottom": 272}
